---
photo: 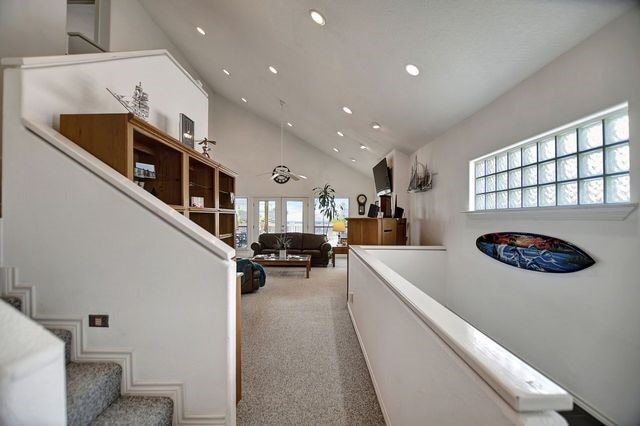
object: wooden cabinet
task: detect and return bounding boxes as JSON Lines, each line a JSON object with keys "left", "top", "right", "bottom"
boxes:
{"left": 60, "top": 113, "right": 237, "bottom": 248}
{"left": 346, "top": 218, "right": 407, "bottom": 246}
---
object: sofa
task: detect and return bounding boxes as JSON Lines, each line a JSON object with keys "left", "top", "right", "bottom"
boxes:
{"left": 237, "top": 259, "right": 266, "bottom": 293}
{"left": 251, "top": 233, "right": 332, "bottom": 267}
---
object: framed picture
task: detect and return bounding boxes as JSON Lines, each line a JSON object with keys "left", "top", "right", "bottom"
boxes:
{"left": 180, "top": 113, "right": 195, "bottom": 148}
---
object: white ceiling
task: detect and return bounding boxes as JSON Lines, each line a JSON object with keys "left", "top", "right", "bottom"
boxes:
{"left": 139, "top": 0, "right": 634, "bottom": 174}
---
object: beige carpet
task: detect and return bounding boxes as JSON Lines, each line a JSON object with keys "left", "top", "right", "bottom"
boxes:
{"left": 236, "top": 258, "right": 385, "bottom": 425}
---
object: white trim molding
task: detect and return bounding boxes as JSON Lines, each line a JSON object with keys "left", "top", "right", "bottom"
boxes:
{"left": 463, "top": 203, "right": 637, "bottom": 221}
{"left": 0, "top": 50, "right": 207, "bottom": 98}
{"left": 0, "top": 266, "right": 227, "bottom": 425}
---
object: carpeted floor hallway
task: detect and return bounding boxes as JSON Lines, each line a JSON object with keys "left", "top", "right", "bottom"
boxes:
{"left": 236, "top": 258, "right": 385, "bottom": 425}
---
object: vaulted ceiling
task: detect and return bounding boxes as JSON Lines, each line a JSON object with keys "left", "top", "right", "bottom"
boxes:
{"left": 140, "top": 0, "right": 634, "bottom": 174}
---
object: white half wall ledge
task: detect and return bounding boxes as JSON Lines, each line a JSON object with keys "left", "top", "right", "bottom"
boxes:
{"left": 0, "top": 49, "right": 208, "bottom": 98}
{"left": 22, "top": 118, "right": 234, "bottom": 261}
{"left": 349, "top": 245, "right": 573, "bottom": 413}
{"left": 463, "top": 203, "right": 638, "bottom": 221}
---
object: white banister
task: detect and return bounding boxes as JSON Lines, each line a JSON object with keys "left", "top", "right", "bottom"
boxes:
{"left": 348, "top": 245, "right": 572, "bottom": 424}
{"left": 23, "top": 118, "right": 233, "bottom": 261}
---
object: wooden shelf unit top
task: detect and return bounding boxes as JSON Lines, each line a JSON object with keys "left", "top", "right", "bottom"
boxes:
{"left": 60, "top": 113, "right": 238, "bottom": 248}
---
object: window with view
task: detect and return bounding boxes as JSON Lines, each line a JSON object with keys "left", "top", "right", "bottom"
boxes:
{"left": 314, "top": 197, "right": 349, "bottom": 235}
{"left": 470, "top": 105, "right": 630, "bottom": 211}
{"left": 235, "top": 197, "right": 248, "bottom": 249}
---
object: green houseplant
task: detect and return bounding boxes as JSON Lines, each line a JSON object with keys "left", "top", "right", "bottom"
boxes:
{"left": 275, "top": 234, "right": 291, "bottom": 258}
{"left": 313, "top": 183, "right": 339, "bottom": 235}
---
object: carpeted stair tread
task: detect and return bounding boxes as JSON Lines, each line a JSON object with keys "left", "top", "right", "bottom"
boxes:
{"left": 92, "top": 396, "right": 173, "bottom": 426}
{"left": 1, "top": 296, "right": 21, "bottom": 311}
{"left": 48, "top": 328, "right": 72, "bottom": 365}
{"left": 67, "top": 362, "right": 122, "bottom": 426}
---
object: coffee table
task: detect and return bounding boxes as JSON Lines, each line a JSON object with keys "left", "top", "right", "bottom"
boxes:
{"left": 251, "top": 254, "right": 311, "bottom": 279}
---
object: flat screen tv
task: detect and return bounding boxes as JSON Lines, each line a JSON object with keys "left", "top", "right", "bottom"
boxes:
{"left": 373, "top": 158, "right": 392, "bottom": 196}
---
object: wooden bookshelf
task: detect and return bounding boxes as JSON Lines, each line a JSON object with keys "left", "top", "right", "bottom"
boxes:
{"left": 60, "top": 113, "right": 238, "bottom": 248}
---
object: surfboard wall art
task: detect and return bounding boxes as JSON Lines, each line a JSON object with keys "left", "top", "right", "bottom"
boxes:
{"left": 476, "top": 232, "right": 595, "bottom": 273}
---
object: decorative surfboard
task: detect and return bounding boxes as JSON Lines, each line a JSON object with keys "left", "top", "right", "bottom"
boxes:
{"left": 476, "top": 232, "right": 595, "bottom": 273}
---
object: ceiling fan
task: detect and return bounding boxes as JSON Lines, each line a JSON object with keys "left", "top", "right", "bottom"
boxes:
{"left": 260, "top": 100, "right": 307, "bottom": 184}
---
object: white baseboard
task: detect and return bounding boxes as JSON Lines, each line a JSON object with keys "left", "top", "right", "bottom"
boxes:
{"left": 1, "top": 266, "right": 227, "bottom": 426}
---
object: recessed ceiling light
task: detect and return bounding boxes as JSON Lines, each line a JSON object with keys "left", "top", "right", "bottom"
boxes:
{"left": 268, "top": 65, "right": 278, "bottom": 74}
{"left": 196, "top": 27, "right": 206, "bottom": 35}
{"left": 342, "top": 106, "right": 353, "bottom": 114}
{"left": 287, "top": 122, "right": 293, "bottom": 127}
{"left": 371, "top": 122, "right": 381, "bottom": 129}
{"left": 222, "top": 68, "right": 230, "bottom": 76}
{"left": 241, "top": 97, "right": 247, "bottom": 103}
{"left": 360, "top": 144, "right": 367, "bottom": 150}
{"left": 333, "top": 147, "right": 340, "bottom": 152}
{"left": 337, "top": 131, "right": 344, "bottom": 137}
{"left": 350, "top": 158, "right": 357, "bottom": 163}
{"left": 309, "top": 10, "right": 326, "bottom": 26}
{"left": 405, "top": 64, "right": 420, "bottom": 76}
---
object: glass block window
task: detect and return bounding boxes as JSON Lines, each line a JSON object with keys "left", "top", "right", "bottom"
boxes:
{"left": 471, "top": 105, "right": 630, "bottom": 210}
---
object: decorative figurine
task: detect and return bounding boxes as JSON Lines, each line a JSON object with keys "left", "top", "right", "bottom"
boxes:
{"left": 107, "top": 82, "right": 150, "bottom": 120}
{"left": 197, "top": 138, "right": 216, "bottom": 159}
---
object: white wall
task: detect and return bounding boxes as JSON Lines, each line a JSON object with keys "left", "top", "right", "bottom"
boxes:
{"left": 210, "top": 93, "right": 376, "bottom": 216}
{"left": 364, "top": 247, "right": 447, "bottom": 305}
{"left": 2, "top": 52, "right": 234, "bottom": 422}
{"left": 67, "top": 3, "right": 96, "bottom": 40}
{"left": 0, "top": 0, "right": 68, "bottom": 257}
{"left": 409, "top": 8, "right": 640, "bottom": 425}
{"left": 106, "top": 0, "right": 203, "bottom": 83}
{"left": 0, "top": 0, "right": 67, "bottom": 59}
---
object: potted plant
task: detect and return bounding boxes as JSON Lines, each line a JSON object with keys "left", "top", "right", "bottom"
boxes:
{"left": 313, "top": 183, "right": 338, "bottom": 235}
{"left": 275, "top": 235, "right": 291, "bottom": 259}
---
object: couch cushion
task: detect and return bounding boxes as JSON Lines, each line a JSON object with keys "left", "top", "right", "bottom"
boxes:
{"left": 287, "top": 233, "right": 304, "bottom": 250}
{"left": 258, "top": 233, "right": 304, "bottom": 250}
{"left": 303, "top": 249, "right": 322, "bottom": 256}
{"left": 258, "top": 233, "right": 281, "bottom": 249}
{"left": 301, "top": 233, "right": 328, "bottom": 250}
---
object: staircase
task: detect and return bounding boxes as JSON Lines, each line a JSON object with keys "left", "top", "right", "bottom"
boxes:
{"left": 2, "top": 297, "right": 173, "bottom": 425}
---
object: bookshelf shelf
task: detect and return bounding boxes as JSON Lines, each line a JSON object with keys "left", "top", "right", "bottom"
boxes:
{"left": 60, "top": 113, "right": 237, "bottom": 248}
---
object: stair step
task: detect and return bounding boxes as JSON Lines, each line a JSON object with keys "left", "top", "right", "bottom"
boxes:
{"left": 1, "top": 296, "right": 21, "bottom": 311}
{"left": 49, "top": 328, "right": 72, "bottom": 365}
{"left": 92, "top": 396, "right": 173, "bottom": 426}
{"left": 67, "top": 362, "right": 122, "bottom": 426}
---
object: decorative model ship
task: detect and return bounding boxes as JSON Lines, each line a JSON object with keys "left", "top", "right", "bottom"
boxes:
{"left": 407, "top": 156, "right": 434, "bottom": 193}
{"left": 107, "top": 82, "right": 150, "bottom": 120}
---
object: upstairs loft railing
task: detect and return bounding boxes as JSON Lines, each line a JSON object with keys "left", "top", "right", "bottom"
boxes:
{"left": 67, "top": 32, "right": 106, "bottom": 54}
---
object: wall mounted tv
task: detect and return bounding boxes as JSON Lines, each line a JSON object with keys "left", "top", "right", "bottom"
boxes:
{"left": 373, "top": 158, "right": 392, "bottom": 196}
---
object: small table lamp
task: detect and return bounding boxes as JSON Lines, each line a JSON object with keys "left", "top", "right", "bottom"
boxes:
{"left": 332, "top": 220, "right": 346, "bottom": 244}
